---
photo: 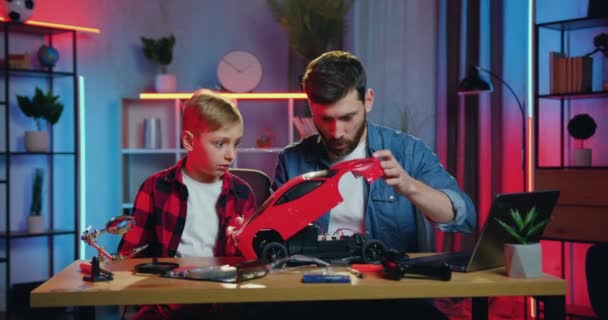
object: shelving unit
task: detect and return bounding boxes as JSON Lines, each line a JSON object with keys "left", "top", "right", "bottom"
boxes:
{"left": 534, "top": 16, "right": 608, "bottom": 241}
{"left": 0, "top": 21, "right": 83, "bottom": 314}
{"left": 121, "top": 93, "right": 307, "bottom": 211}
{"left": 534, "top": 16, "right": 608, "bottom": 318}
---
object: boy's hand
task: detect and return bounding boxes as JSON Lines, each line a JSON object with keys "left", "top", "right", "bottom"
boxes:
{"left": 225, "top": 216, "right": 245, "bottom": 237}
{"left": 225, "top": 216, "right": 246, "bottom": 256}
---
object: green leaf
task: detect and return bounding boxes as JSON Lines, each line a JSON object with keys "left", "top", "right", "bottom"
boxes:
{"left": 495, "top": 218, "right": 526, "bottom": 244}
{"left": 524, "top": 218, "right": 551, "bottom": 241}
{"left": 522, "top": 206, "right": 538, "bottom": 228}
{"left": 509, "top": 209, "right": 525, "bottom": 233}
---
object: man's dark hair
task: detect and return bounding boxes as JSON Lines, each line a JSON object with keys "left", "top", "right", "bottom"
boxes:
{"left": 302, "top": 51, "right": 366, "bottom": 104}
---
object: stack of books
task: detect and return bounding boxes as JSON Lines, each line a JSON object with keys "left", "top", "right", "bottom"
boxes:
{"left": 549, "top": 52, "right": 593, "bottom": 94}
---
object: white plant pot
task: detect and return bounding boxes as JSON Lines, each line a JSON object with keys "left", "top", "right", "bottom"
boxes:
{"left": 27, "top": 215, "right": 44, "bottom": 233}
{"left": 155, "top": 73, "right": 177, "bottom": 93}
{"left": 504, "top": 243, "right": 542, "bottom": 278}
{"left": 24, "top": 131, "right": 49, "bottom": 152}
{"left": 573, "top": 148, "right": 592, "bottom": 167}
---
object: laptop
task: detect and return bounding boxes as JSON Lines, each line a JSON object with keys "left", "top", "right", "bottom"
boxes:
{"left": 409, "top": 190, "right": 560, "bottom": 272}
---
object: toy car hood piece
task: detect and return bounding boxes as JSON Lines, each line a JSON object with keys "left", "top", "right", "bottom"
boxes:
{"left": 233, "top": 157, "right": 384, "bottom": 261}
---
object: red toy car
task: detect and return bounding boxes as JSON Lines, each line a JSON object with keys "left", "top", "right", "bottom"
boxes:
{"left": 233, "top": 157, "right": 385, "bottom": 262}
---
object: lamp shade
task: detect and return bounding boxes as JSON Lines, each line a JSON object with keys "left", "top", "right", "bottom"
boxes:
{"left": 457, "top": 66, "right": 494, "bottom": 95}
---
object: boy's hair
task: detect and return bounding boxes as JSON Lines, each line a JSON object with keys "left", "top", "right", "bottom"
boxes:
{"left": 302, "top": 50, "right": 367, "bottom": 105}
{"left": 182, "top": 89, "right": 242, "bottom": 133}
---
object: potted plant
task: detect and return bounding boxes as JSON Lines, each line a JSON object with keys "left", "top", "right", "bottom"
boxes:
{"left": 495, "top": 207, "right": 551, "bottom": 278}
{"left": 141, "top": 33, "right": 176, "bottom": 92}
{"left": 17, "top": 87, "right": 64, "bottom": 152}
{"left": 27, "top": 168, "right": 44, "bottom": 233}
{"left": 266, "top": 0, "right": 352, "bottom": 89}
{"left": 567, "top": 113, "right": 597, "bottom": 167}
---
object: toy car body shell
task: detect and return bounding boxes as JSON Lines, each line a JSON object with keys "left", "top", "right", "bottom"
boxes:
{"left": 233, "top": 157, "right": 384, "bottom": 261}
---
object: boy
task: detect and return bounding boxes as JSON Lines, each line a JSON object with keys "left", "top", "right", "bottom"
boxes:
{"left": 118, "top": 89, "right": 256, "bottom": 319}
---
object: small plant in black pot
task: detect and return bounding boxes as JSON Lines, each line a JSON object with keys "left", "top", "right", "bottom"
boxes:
{"left": 567, "top": 113, "right": 597, "bottom": 166}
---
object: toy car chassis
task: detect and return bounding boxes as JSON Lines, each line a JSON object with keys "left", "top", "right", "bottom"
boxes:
{"left": 257, "top": 224, "right": 386, "bottom": 263}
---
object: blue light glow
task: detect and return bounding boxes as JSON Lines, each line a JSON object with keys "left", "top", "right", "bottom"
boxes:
{"left": 78, "top": 76, "right": 86, "bottom": 259}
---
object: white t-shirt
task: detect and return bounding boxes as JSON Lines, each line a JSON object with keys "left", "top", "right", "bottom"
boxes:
{"left": 327, "top": 141, "right": 367, "bottom": 236}
{"left": 176, "top": 170, "right": 222, "bottom": 257}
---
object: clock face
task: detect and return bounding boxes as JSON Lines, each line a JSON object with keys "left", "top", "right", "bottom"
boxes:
{"left": 217, "top": 50, "right": 263, "bottom": 93}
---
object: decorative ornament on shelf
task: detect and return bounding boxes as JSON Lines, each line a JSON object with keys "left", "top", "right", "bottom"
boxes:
{"left": 27, "top": 168, "right": 44, "bottom": 233}
{"left": 567, "top": 113, "right": 597, "bottom": 167}
{"left": 16, "top": 87, "right": 64, "bottom": 152}
{"left": 584, "top": 33, "right": 608, "bottom": 90}
{"left": 141, "top": 33, "right": 176, "bottom": 93}
{"left": 217, "top": 50, "right": 263, "bottom": 93}
{"left": 37, "top": 45, "right": 59, "bottom": 69}
{"left": 0, "top": 0, "right": 34, "bottom": 22}
{"left": 255, "top": 128, "right": 275, "bottom": 148}
{"left": 495, "top": 207, "right": 551, "bottom": 278}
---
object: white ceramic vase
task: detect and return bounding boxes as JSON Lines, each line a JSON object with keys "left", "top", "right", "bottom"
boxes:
{"left": 155, "top": 73, "right": 177, "bottom": 93}
{"left": 504, "top": 243, "right": 542, "bottom": 278}
{"left": 573, "top": 148, "right": 592, "bottom": 167}
{"left": 24, "top": 130, "right": 49, "bottom": 152}
{"left": 27, "top": 215, "right": 44, "bottom": 233}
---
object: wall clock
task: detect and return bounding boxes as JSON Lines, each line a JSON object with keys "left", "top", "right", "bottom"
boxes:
{"left": 217, "top": 50, "right": 263, "bottom": 92}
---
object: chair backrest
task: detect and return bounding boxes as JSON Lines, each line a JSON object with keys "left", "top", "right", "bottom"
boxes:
{"left": 229, "top": 168, "right": 272, "bottom": 208}
{"left": 586, "top": 243, "right": 608, "bottom": 319}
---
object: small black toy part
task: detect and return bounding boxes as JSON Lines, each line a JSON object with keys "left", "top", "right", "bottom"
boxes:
{"left": 134, "top": 257, "right": 179, "bottom": 274}
{"left": 83, "top": 256, "right": 113, "bottom": 282}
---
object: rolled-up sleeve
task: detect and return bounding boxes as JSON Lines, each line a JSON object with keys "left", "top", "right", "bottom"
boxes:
{"left": 435, "top": 189, "right": 475, "bottom": 233}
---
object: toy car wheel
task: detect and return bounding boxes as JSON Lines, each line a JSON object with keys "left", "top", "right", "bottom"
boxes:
{"left": 361, "top": 240, "right": 386, "bottom": 263}
{"left": 261, "top": 242, "right": 288, "bottom": 263}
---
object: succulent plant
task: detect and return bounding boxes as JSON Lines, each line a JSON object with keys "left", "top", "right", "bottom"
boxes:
{"left": 495, "top": 207, "right": 551, "bottom": 244}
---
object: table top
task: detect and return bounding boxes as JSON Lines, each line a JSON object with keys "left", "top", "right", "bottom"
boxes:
{"left": 31, "top": 257, "right": 567, "bottom": 308}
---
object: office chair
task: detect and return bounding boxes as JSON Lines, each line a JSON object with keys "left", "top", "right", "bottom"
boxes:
{"left": 229, "top": 168, "right": 272, "bottom": 208}
{"left": 586, "top": 243, "right": 608, "bottom": 319}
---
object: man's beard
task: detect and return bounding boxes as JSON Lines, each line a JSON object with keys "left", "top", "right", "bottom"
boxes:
{"left": 316, "top": 117, "right": 367, "bottom": 160}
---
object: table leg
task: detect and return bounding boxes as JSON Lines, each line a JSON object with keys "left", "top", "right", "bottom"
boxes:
{"left": 471, "top": 297, "right": 488, "bottom": 320}
{"left": 537, "top": 295, "right": 565, "bottom": 320}
{"left": 76, "top": 306, "right": 95, "bottom": 320}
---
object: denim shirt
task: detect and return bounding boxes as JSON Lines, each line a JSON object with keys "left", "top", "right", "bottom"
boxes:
{"left": 272, "top": 121, "right": 476, "bottom": 252}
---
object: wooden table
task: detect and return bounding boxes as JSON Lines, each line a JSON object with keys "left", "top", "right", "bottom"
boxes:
{"left": 31, "top": 257, "right": 566, "bottom": 320}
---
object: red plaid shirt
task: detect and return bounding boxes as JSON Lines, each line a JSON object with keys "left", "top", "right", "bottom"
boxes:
{"left": 118, "top": 157, "right": 256, "bottom": 258}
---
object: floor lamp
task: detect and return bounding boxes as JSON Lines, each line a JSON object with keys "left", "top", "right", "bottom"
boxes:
{"left": 457, "top": 65, "right": 527, "bottom": 192}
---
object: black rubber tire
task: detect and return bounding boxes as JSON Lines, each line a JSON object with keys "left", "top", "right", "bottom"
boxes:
{"left": 361, "top": 240, "right": 386, "bottom": 263}
{"left": 261, "top": 242, "right": 288, "bottom": 263}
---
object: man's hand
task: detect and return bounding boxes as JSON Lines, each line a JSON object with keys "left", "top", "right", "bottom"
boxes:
{"left": 372, "top": 149, "right": 455, "bottom": 224}
{"left": 372, "top": 149, "right": 415, "bottom": 197}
